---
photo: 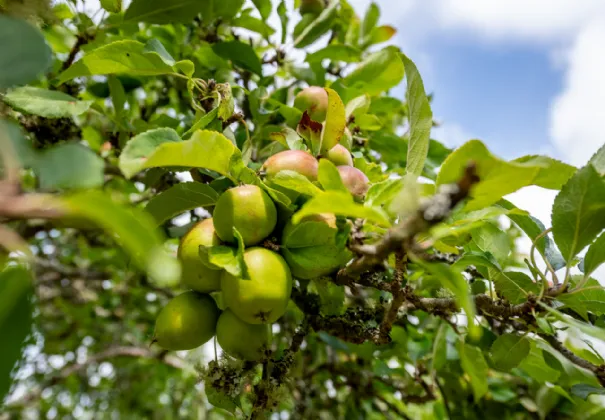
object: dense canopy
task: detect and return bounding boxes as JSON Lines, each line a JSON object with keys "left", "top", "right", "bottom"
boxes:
{"left": 1, "top": 1, "right": 605, "bottom": 419}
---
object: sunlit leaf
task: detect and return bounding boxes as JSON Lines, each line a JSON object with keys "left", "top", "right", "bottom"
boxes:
{"left": 458, "top": 342, "right": 488, "bottom": 401}
{"left": 438, "top": 140, "right": 575, "bottom": 210}
{"left": 321, "top": 88, "right": 346, "bottom": 154}
{"left": 145, "top": 183, "right": 219, "bottom": 225}
{"left": 293, "top": 191, "right": 391, "bottom": 227}
{"left": 3, "top": 87, "right": 92, "bottom": 118}
{"left": 490, "top": 334, "right": 530, "bottom": 371}
{"left": 552, "top": 165, "right": 605, "bottom": 262}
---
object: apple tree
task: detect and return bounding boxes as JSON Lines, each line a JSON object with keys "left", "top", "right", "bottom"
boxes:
{"left": 1, "top": 0, "right": 605, "bottom": 419}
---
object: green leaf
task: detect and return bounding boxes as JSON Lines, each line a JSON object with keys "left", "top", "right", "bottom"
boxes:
{"left": 318, "top": 159, "right": 347, "bottom": 193}
{"left": 125, "top": 0, "right": 207, "bottom": 23}
{"left": 269, "top": 127, "right": 306, "bottom": 151}
{"left": 183, "top": 107, "right": 219, "bottom": 138}
{"left": 206, "top": 385, "right": 237, "bottom": 414}
{"left": 277, "top": 1, "right": 288, "bottom": 44}
{"left": 311, "top": 278, "right": 345, "bottom": 316}
{"left": 294, "top": 1, "right": 338, "bottom": 48}
{"left": 469, "top": 223, "right": 511, "bottom": 265}
{"left": 345, "top": 95, "right": 371, "bottom": 119}
{"left": 0, "top": 120, "right": 36, "bottom": 172}
{"left": 431, "top": 206, "right": 525, "bottom": 240}
{"left": 583, "top": 233, "right": 605, "bottom": 278}
{"left": 251, "top": 0, "right": 271, "bottom": 20}
{"left": 0, "top": 267, "right": 33, "bottom": 402}
{"left": 539, "top": 303, "right": 605, "bottom": 342}
{"left": 570, "top": 384, "right": 605, "bottom": 400}
{"left": 293, "top": 191, "right": 391, "bottom": 227}
{"left": 364, "top": 178, "right": 403, "bottom": 210}
{"left": 100, "top": 0, "right": 122, "bottom": 13}
{"left": 512, "top": 155, "right": 576, "bottom": 189}
{"left": 199, "top": 0, "right": 245, "bottom": 22}
{"left": 498, "top": 200, "right": 566, "bottom": 271}
{"left": 356, "top": 114, "right": 382, "bottom": 131}
{"left": 342, "top": 46, "right": 404, "bottom": 97}
{"left": 60, "top": 191, "right": 180, "bottom": 287}
{"left": 0, "top": 15, "right": 52, "bottom": 89}
{"left": 458, "top": 342, "right": 488, "bottom": 401}
{"left": 401, "top": 53, "right": 432, "bottom": 177}
{"left": 490, "top": 334, "right": 530, "bottom": 371}
{"left": 306, "top": 45, "right": 362, "bottom": 63}
{"left": 490, "top": 270, "right": 539, "bottom": 305}
{"left": 432, "top": 322, "right": 449, "bottom": 371}
{"left": 419, "top": 261, "right": 478, "bottom": 337}
{"left": 453, "top": 251, "right": 502, "bottom": 272}
{"left": 204, "top": 232, "right": 247, "bottom": 278}
{"left": 438, "top": 140, "right": 573, "bottom": 211}
{"left": 108, "top": 75, "right": 126, "bottom": 118}
{"left": 268, "top": 170, "right": 322, "bottom": 197}
{"left": 519, "top": 341, "right": 561, "bottom": 383}
{"left": 36, "top": 143, "right": 105, "bottom": 190}
{"left": 203, "top": 246, "right": 238, "bottom": 275}
{"left": 57, "top": 40, "right": 184, "bottom": 84}
{"left": 589, "top": 143, "right": 605, "bottom": 176}
{"left": 212, "top": 41, "right": 262, "bottom": 76}
{"left": 552, "top": 165, "right": 605, "bottom": 262}
{"left": 3, "top": 87, "right": 92, "bottom": 118}
{"left": 361, "top": 2, "right": 380, "bottom": 39}
{"left": 321, "top": 88, "right": 346, "bottom": 154}
{"left": 557, "top": 277, "right": 605, "bottom": 320}
{"left": 232, "top": 14, "right": 275, "bottom": 37}
{"left": 145, "top": 183, "right": 219, "bottom": 225}
{"left": 367, "top": 25, "right": 397, "bottom": 45}
{"left": 119, "top": 128, "right": 181, "bottom": 179}
{"left": 282, "top": 245, "right": 352, "bottom": 280}
{"left": 283, "top": 221, "right": 337, "bottom": 249}
{"left": 121, "top": 129, "right": 242, "bottom": 181}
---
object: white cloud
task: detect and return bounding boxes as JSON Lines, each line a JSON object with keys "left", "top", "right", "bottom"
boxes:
{"left": 432, "top": 122, "right": 474, "bottom": 148}
{"left": 549, "top": 18, "right": 605, "bottom": 166}
{"left": 347, "top": 1, "right": 605, "bottom": 167}
{"left": 433, "top": 0, "right": 605, "bottom": 43}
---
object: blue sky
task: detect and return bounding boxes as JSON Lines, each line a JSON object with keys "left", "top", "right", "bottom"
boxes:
{"left": 424, "top": 40, "right": 563, "bottom": 159}
{"left": 345, "top": 0, "right": 605, "bottom": 170}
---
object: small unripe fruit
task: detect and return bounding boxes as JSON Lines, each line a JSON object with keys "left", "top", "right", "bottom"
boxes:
{"left": 294, "top": 87, "right": 328, "bottom": 122}
{"left": 300, "top": 0, "right": 324, "bottom": 15}
{"left": 178, "top": 219, "right": 221, "bottom": 293}
{"left": 213, "top": 185, "right": 277, "bottom": 246}
{"left": 337, "top": 166, "right": 370, "bottom": 199}
{"left": 325, "top": 144, "right": 353, "bottom": 167}
{"left": 281, "top": 214, "right": 351, "bottom": 280}
{"left": 262, "top": 150, "right": 319, "bottom": 181}
{"left": 154, "top": 292, "right": 220, "bottom": 351}
{"left": 221, "top": 248, "right": 292, "bottom": 324}
{"left": 216, "top": 310, "right": 270, "bottom": 361}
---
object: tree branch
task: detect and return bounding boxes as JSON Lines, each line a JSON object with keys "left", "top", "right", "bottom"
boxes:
{"left": 540, "top": 333, "right": 605, "bottom": 386}
{"left": 337, "top": 163, "right": 479, "bottom": 283}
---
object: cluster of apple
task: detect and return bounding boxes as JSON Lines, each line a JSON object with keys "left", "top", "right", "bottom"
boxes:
{"left": 153, "top": 87, "right": 369, "bottom": 361}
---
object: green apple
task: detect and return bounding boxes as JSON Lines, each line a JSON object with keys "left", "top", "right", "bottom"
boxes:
{"left": 325, "top": 144, "right": 353, "bottom": 166}
{"left": 178, "top": 218, "right": 222, "bottom": 293}
{"left": 154, "top": 292, "right": 220, "bottom": 351}
{"left": 216, "top": 309, "right": 270, "bottom": 361}
{"left": 213, "top": 185, "right": 277, "bottom": 246}
{"left": 221, "top": 247, "right": 292, "bottom": 324}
